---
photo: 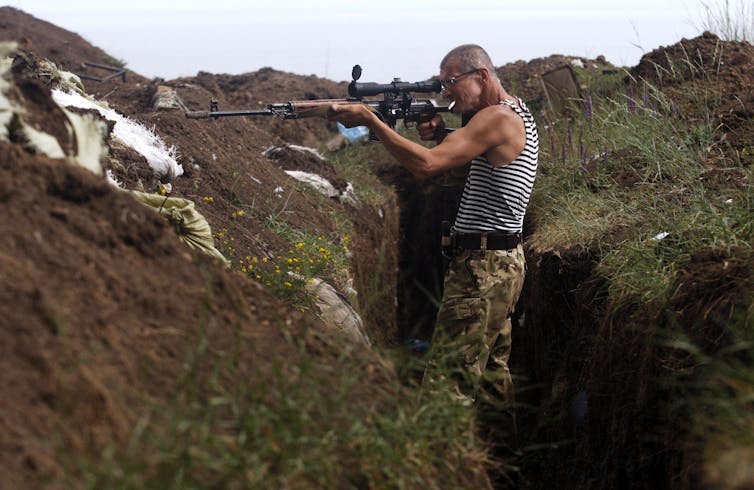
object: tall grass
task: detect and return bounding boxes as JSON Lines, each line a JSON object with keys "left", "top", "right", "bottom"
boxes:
{"left": 697, "top": 0, "right": 754, "bottom": 42}
{"left": 531, "top": 57, "right": 752, "bottom": 311}
{"left": 76, "top": 325, "right": 492, "bottom": 489}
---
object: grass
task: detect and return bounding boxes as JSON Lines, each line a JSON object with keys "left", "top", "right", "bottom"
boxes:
{"left": 327, "top": 142, "right": 394, "bottom": 209}
{"left": 214, "top": 216, "right": 352, "bottom": 305}
{"left": 531, "top": 59, "right": 752, "bottom": 304}
{"left": 263, "top": 217, "right": 351, "bottom": 292}
{"left": 696, "top": 0, "right": 754, "bottom": 42}
{"left": 77, "top": 324, "right": 490, "bottom": 489}
{"left": 101, "top": 54, "right": 127, "bottom": 68}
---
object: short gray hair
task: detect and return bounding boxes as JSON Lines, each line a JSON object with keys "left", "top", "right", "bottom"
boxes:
{"left": 440, "top": 44, "right": 497, "bottom": 79}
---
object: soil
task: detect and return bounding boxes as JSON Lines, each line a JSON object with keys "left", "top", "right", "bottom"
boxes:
{"left": 0, "top": 7, "right": 400, "bottom": 488}
{"left": 633, "top": 30, "right": 754, "bottom": 166}
{"left": 1, "top": 5, "right": 752, "bottom": 489}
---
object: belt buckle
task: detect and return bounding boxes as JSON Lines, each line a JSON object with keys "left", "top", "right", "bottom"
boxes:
{"left": 441, "top": 222, "right": 456, "bottom": 259}
{"left": 480, "top": 233, "right": 487, "bottom": 252}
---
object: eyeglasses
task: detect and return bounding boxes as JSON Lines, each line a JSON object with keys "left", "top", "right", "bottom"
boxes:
{"left": 440, "top": 68, "right": 479, "bottom": 91}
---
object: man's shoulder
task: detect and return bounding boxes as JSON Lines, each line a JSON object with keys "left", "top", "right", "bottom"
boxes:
{"left": 468, "top": 104, "right": 512, "bottom": 124}
{"left": 469, "top": 104, "right": 523, "bottom": 132}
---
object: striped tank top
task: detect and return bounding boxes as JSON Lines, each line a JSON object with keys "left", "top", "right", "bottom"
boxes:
{"left": 453, "top": 98, "right": 538, "bottom": 234}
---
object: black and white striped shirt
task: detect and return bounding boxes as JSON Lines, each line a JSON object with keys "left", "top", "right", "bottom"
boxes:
{"left": 453, "top": 98, "right": 538, "bottom": 234}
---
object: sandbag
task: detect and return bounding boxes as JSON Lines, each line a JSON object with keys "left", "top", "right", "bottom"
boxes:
{"left": 127, "top": 190, "right": 230, "bottom": 266}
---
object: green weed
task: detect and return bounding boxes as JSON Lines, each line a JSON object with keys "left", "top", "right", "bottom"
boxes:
{"left": 77, "top": 324, "right": 491, "bottom": 489}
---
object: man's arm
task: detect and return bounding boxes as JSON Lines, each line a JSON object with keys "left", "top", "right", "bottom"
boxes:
{"left": 328, "top": 104, "right": 516, "bottom": 180}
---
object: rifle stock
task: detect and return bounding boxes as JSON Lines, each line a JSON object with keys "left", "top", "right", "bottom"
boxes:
{"left": 285, "top": 99, "right": 367, "bottom": 119}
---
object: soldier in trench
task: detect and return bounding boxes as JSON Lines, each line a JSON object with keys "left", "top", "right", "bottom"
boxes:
{"left": 329, "top": 44, "right": 538, "bottom": 416}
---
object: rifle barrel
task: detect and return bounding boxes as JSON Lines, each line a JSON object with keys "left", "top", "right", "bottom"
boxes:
{"left": 185, "top": 109, "right": 274, "bottom": 119}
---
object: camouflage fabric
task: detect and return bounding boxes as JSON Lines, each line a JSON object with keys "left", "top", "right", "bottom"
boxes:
{"left": 423, "top": 243, "right": 526, "bottom": 405}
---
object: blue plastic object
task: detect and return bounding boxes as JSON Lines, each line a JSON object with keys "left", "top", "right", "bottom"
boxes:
{"left": 336, "top": 122, "right": 369, "bottom": 144}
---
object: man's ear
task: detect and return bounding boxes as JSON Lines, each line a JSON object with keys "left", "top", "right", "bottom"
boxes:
{"left": 477, "top": 67, "right": 490, "bottom": 82}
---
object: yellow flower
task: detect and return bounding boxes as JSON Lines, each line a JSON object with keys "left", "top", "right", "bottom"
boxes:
{"left": 284, "top": 281, "right": 293, "bottom": 288}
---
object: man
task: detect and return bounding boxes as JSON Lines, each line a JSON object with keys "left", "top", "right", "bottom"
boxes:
{"left": 328, "top": 44, "right": 538, "bottom": 405}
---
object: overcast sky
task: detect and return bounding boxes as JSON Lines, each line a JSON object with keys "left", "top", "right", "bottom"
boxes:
{"left": 5, "top": 0, "right": 730, "bottom": 83}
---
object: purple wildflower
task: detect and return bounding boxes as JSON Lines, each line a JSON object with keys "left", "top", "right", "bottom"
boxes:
{"left": 584, "top": 92, "right": 593, "bottom": 124}
{"left": 549, "top": 129, "right": 556, "bottom": 156}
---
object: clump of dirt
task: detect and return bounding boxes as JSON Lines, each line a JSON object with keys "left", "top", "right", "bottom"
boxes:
{"left": 264, "top": 144, "right": 348, "bottom": 192}
{"left": 632, "top": 31, "right": 754, "bottom": 166}
{"left": 632, "top": 31, "right": 754, "bottom": 89}
{"left": 0, "top": 137, "right": 314, "bottom": 487}
{"left": 0, "top": 7, "right": 128, "bottom": 77}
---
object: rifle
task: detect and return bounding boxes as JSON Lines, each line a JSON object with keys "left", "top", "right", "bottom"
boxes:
{"left": 185, "top": 65, "right": 451, "bottom": 130}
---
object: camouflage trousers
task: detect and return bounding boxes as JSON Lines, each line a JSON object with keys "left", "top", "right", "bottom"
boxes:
{"left": 423, "top": 244, "right": 526, "bottom": 405}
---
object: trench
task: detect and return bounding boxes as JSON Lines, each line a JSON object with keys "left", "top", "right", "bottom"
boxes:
{"left": 387, "top": 172, "right": 693, "bottom": 488}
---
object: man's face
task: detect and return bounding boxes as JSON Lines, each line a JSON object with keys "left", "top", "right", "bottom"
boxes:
{"left": 439, "top": 60, "right": 482, "bottom": 114}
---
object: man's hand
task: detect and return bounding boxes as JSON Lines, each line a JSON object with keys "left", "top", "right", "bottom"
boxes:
{"left": 327, "top": 103, "right": 377, "bottom": 128}
{"left": 417, "top": 114, "right": 446, "bottom": 143}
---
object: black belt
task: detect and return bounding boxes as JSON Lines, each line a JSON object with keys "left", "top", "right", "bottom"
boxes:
{"left": 453, "top": 232, "right": 521, "bottom": 251}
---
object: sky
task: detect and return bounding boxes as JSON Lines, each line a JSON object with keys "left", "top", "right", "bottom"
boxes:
{"left": 4, "top": 0, "right": 729, "bottom": 83}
